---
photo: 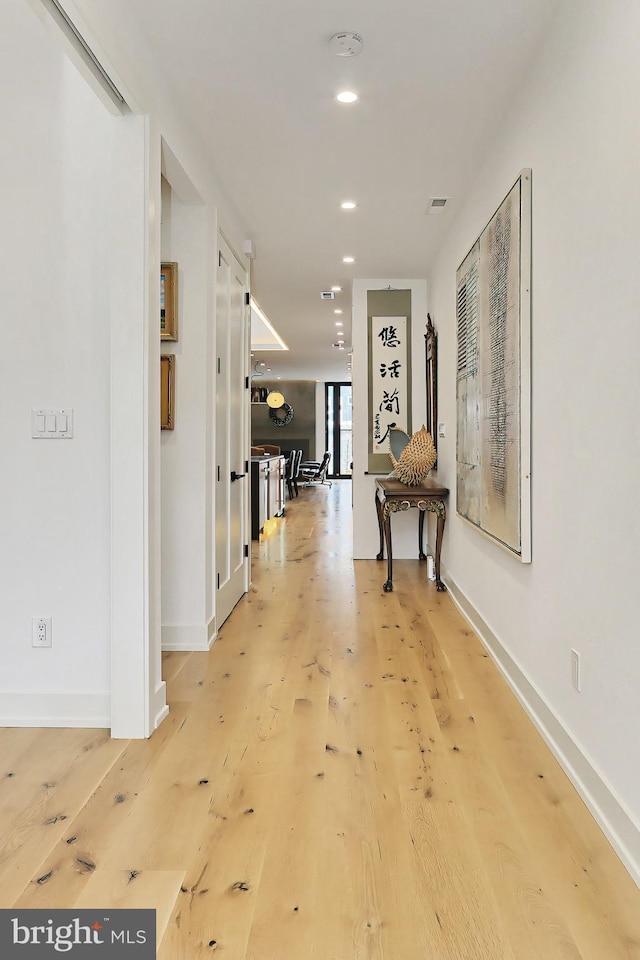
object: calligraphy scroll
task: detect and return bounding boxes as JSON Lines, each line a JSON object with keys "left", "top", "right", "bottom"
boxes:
{"left": 370, "top": 315, "right": 409, "bottom": 456}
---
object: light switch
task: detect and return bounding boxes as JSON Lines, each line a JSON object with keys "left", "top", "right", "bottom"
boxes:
{"left": 438, "top": 422, "right": 446, "bottom": 438}
{"left": 32, "top": 409, "right": 74, "bottom": 439}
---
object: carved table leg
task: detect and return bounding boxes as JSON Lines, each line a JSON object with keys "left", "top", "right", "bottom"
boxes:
{"left": 418, "top": 509, "right": 426, "bottom": 560}
{"left": 435, "top": 505, "right": 447, "bottom": 592}
{"left": 375, "top": 490, "right": 385, "bottom": 561}
{"left": 383, "top": 510, "right": 394, "bottom": 592}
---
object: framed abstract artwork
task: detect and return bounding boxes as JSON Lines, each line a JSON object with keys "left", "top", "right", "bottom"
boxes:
{"left": 456, "top": 170, "right": 532, "bottom": 561}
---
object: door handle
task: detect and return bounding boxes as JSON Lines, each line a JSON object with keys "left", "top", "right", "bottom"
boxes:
{"left": 230, "top": 470, "right": 246, "bottom": 482}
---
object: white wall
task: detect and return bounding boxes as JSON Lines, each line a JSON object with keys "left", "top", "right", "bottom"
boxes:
{"left": 59, "top": 0, "right": 252, "bottom": 666}
{"left": 160, "top": 178, "right": 216, "bottom": 651}
{"left": 0, "top": 3, "right": 112, "bottom": 725}
{"left": 0, "top": 0, "right": 252, "bottom": 730}
{"left": 429, "top": 0, "right": 640, "bottom": 877}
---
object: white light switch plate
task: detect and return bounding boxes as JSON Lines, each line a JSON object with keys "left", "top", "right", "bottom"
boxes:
{"left": 32, "top": 409, "right": 73, "bottom": 438}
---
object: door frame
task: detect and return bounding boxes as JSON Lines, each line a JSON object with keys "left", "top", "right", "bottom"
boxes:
{"left": 214, "top": 230, "right": 251, "bottom": 628}
{"left": 325, "top": 381, "right": 353, "bottom": 479}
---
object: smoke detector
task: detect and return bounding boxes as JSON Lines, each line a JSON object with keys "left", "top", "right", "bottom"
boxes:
{"left": 330, "top": 32, "right": 363, "bottom": 57}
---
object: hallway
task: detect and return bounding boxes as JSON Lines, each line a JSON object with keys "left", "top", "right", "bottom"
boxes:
{"left": 1, "top": 481, "right": 639, "bottom": 957}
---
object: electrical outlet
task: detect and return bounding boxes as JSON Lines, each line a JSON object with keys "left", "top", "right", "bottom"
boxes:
{"left": 32, "top": 617, "right": 52, "bottom": 648}
{"left": 571, "top": 648, "right": 581, "bottom": 691}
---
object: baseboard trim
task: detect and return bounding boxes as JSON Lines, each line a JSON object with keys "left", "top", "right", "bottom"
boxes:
{"left": 0, "top": 691, "right": 110, "bottom": 728}
{"left": 162, "top": 623, "right": 215, "bottom": 652}
{"left": 153, "top": 679, "right": 169, "bottom": 730}
{"left": 443, "top": 566, "right": 640, "bottom": 888}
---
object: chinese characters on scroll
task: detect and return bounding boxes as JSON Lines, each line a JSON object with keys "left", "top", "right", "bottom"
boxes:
{"left": 370, "top": 316, "right": 409, "bottom": 454}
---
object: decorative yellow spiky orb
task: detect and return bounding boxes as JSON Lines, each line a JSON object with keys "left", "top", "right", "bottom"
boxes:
{"left": 389, "top": 425, "right": 437, "bottom": 485}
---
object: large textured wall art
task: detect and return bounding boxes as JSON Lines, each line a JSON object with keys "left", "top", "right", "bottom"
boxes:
{"left": 456, "top": 170, "right": 531, "bottom": 561}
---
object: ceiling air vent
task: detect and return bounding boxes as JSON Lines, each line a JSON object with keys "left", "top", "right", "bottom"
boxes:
{"left": 321, "top": 291, "right": 335, "bottom": 300}
{"left": 427, "top": 197, "right": 449, "bottom": 215}
{"left": 332, "top": 341, "right": 346, "bottom": 349}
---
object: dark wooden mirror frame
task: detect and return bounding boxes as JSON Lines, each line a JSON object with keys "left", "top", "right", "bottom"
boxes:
{"left": 425, "top": 314, "right": 438, "bottom": 464}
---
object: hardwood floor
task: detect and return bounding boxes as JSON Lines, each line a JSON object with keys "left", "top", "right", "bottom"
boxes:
{"left": 1, "top": 479, "right": 639, "bottom": 957}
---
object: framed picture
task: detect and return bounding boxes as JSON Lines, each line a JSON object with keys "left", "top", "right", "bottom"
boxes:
{"left": 160, "top": 354, "right": 175, "bottom": 430}
{"left": 160, "top": 262, "right": 178, "bottom": 340}
{"left": 455, "top": 169, "right": 531, "bottom": 561}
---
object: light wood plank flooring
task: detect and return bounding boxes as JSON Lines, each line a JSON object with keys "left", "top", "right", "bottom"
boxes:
{"left": 1, "top": 480, "right": 639, "bottom": 957}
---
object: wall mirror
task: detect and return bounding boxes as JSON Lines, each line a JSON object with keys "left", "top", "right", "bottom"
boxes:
{"left": 425, "top": 314, "right": 437, "bottom": 462}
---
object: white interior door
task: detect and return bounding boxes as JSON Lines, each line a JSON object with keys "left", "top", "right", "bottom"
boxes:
{"left": 215, "top": 235, "right": 249, "bottom": 626}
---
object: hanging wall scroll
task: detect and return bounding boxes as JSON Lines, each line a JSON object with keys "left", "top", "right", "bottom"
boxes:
{"left": 456, "top": 170, "right": 531, "bottom": 561}
{"left": 367, "top": 289, "right": 412, "bottom": 474}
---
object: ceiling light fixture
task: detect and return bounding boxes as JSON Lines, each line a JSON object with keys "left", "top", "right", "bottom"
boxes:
{"left": 331, "top": 286, "right": 342, "bottom": 292}
{"left": 266, "top": 391, "right": 285, "bottom": 408}
{"left": 337, "top": 91, "right": 358, "bottom": 104}
{"left": 340, "top": 201, "right": 356, "bottom": 210}
{"left": 342, "top": 256, "right": 355, "bottom": 263}
{"left": 334, "top": 309, "right": 343, "bottom": 314}
{"left": 250, "top": 297, "right": 289, "bottom": 351}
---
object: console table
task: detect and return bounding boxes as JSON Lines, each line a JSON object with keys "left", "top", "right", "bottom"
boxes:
{"left": 375, "top": 478, "right": 449, "bottom": 592}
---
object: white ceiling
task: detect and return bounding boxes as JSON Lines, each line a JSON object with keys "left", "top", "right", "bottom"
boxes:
{"left": 105, "top": 0, "right": 561, "bottom": 380}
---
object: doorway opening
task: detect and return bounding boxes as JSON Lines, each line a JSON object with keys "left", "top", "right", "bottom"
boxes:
{"left": 325, "top": 382, "right": 353, "bottom": 478}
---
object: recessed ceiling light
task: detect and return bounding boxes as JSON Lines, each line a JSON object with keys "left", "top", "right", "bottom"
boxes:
{"left": 331, "top": 286, "right": 342, "bottom": 292}
{"left": 341, "top": 201, "right": 356, "bottom": 210}
{"left": 336, "top": 321, "right": 344, "bottom": 326}
{"left": 337, "top": 91, "right": 358, "bottom": 104}
{"left": 342, "top": 256, "right": 355, "bottom": 263}
{"left": 334, "top": 309, "right": 343, "bottom": 314}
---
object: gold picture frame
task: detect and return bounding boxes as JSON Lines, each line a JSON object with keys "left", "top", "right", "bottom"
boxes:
{"left": 160, "top": 262, "right": 178, "bottom": 340}
{"left": 160, "top": 354, "right": 175, "bottom": 430}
